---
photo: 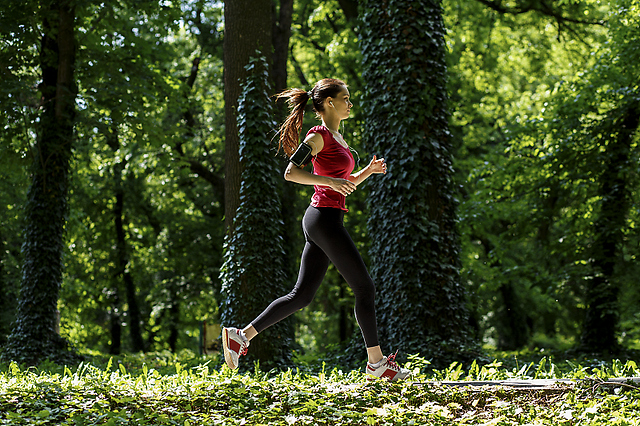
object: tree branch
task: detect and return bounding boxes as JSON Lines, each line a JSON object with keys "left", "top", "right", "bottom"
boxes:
{"left": 475, "top": 0, "right": 606, "bottom": 26}
{"left": 171, "top": 56, "right": 225, "bottom": 210}
{"left": 289, "top": 45, "right": 309, "bottom": 87}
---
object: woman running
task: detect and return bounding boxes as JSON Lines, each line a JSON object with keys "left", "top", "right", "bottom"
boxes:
{"left": 222, "top": 78, "right": 409, "bottom": 381}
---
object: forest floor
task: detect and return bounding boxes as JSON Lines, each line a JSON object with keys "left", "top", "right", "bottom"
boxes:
{"left": 0, "top": 350, "right": 639, "bottom": 425}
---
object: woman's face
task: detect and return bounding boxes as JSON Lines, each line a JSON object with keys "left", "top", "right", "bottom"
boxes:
{"left": 328, "top": 86, "right": 352, "bottom": 119}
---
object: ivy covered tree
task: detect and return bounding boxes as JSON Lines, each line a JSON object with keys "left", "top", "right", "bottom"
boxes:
{"left": 360, "top": 0, "right": 476, "bottom": 365}
{"left": 2, "top": 0, "right": 78, "bottom": 365}
{"left": 219, "top": 56, "right": 293, "bottom": 368}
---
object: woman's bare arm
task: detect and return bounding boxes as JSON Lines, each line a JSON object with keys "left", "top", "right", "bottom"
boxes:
{"left": 283, "top": 133, "right": 356, "bottom": 197}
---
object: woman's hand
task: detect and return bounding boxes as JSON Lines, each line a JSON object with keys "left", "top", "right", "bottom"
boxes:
{"left": 367, "top": 155, "right": 387, "bottom": 175}
{"left": 348, "top": 155, "right": 387, "bottom": 186}
{"left": 328, "top": 177, "right": 357, "bottom": 196}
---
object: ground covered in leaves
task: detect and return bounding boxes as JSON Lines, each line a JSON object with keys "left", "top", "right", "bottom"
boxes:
{"left": 0, "top": 352, "right": 639, "bottom": 425}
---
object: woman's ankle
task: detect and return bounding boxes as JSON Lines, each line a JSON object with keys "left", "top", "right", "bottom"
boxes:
{"left": 242, "top": 324, "right": 258, "bottom": 341}
{"left": 366, "top": 345, "right": 384, "bottom": 364}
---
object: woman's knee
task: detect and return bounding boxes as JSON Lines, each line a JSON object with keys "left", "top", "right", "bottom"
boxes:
{"left": 352, "top": 278, "right": 376, "bottom": 303}
{"left": 288, "top": 287, "right": 316, "bottom": 309}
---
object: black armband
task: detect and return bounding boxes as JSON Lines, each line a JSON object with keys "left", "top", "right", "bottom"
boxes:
{"left": 289, "top": 142, "right": 313, "bottom": 167}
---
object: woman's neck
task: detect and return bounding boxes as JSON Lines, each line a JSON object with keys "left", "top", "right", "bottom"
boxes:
{"left": 321, "top": 118, "right": 348, "bottom": 148}
{"left": 322, "top": 116, "right": 341, "bottom": 133}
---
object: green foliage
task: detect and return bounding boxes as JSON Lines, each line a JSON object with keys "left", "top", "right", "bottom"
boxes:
{"left": 57, "top": 0, "right": 224, "bottom": 354}
{"left": 360, "top": 0, "right": 476, "bottom": 365}
{"left": 1, "top": 353, "right": 640, "bottom": 425}
{"left": 525, "top": 0, "right": 640, "bottom": 353}
{"left": 220, "top": 55, "right": 294, "bottom": 369}
{"left": 0, "top": 0, "right": 225, "bottom": 358}
{"left": 450, "top": 0, "right": 640, "bottom": 353}
{"left": 0, "top": 0, "right": 40, "bottom": 153}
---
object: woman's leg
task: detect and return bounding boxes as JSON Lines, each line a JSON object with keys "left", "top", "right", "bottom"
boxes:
{"left": 223, "top": 208, "right": 330, "bottom": 370}
{"left": 245, "top": 206, "right": 381, "bottom": 362}
{"left": 303, "top": 207, "right": 380, "bottom": 353}
{"left": 250, "top": 237, "right": 330, "bottom": 334}
{"left": 366, "top": 346, "right": 384, "bottom": 364}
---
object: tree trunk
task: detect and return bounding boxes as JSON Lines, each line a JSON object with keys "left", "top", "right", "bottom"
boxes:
{"left": 339, "top": 283, "right": 348, "bottom": 342}
{"left": 337, "top": 0, "right": 359, "bottom": 22}
{"left": 272, "top": 0, "right": 293, "bottom": 94}
{"left": 476, "top": 235, "right": 530, "bottom": 350}
{"left": 271, "top": 0, "right": 300, "bottom": 290}
{"left": 220, "top": 56, "right": 293, "bottom": 369}
{"left": 2, "top": 0, "right": 77, "bottom": 365}
{"left": 223, "top": 0, "right": 272, "bottom": 231}
{"left": 0, "top": 230, "right": 8, "bottom": 346}
{"left": 497, "top": 283, "right": 531, "bottom": 350}
{"left": 123, "top": 260, "right": 145, "bottom": 352}
{"left": 579, "top": 103, "right": 639, "bottom": 353}
{"left": 168, "top": 301, "right": 180, "bottom": 353}
{"left": 106, "top": 125, "right": 145, "bottom": 353}
{"left": 361, "top": 0, "right": 474, "bottom": 365}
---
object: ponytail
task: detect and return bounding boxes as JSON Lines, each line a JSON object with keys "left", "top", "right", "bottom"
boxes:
{"left": 275, "top": 78, "right": 347, "bottom": 157}
{"left": 276, "top": 88, "right": 311, "bottom": 157}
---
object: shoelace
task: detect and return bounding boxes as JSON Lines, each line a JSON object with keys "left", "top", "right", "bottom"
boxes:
{"left": 238, "top": 332, "right": 250, "bottom": 357}
{"left": 240, "top": 342, "right": 249, "bottom": 357}
{"left": 385, "top": 350, "right": 401, "bottom": 370}
{"left": 231, "top": 330, "right": 250, "bottom": 357}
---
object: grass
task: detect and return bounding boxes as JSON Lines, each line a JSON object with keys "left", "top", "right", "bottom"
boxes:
{"left": 0, "top": 350, "right": 639, "bottom": 425}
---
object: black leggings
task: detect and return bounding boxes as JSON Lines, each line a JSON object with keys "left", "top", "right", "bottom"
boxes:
{"left": 251, "top": 206, "right": 379, "bottom": 348}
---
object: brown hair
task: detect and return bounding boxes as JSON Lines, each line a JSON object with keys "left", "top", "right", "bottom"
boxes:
{"left": 276, "top": 78, "right": 347, "bottom": 157}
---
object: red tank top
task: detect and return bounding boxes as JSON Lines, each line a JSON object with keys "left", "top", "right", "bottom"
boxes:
{"left": 307, "top": 125, "right": 355, "bottom": 211}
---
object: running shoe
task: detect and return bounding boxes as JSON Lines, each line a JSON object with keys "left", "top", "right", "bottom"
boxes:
{"left": 222, "top": 327, "right": 249, "bottom": 370}
{"left": 365, "top": 351, "right": 410, "bottom": 381}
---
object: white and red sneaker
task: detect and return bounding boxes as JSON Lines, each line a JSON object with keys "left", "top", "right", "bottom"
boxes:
{"left": 222, "top": 327, "right": 249, "bottom": 370}
{"left": 366, "top": 352, "right": 410, "bottom": 381}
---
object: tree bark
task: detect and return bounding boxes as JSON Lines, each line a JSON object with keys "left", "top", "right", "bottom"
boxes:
{"left": 223, "top": 0, "right": 272, "bottom": 231}
{"left": 2, "top": 0, "right": 77, "bottom": 365}
{"left": 270, "top": 0, "right": 300, "bottom": 292}
{"left": 497, "top": 283, "right": 531, "bottom": 350}
{"left": 476, "top": 235, "right": 530, "bottom": 350}
{"left": 109, "top": 300, "right": 122, "bottom": 355}
{"left": 168, "top": 301, "right": 180, "bottom": 353}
